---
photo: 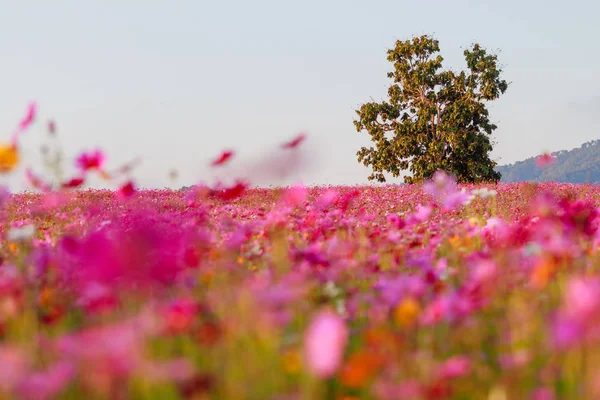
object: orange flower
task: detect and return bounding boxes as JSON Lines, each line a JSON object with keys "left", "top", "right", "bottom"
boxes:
{"left": 531, "top": 256, "right": 557, "bottom": 289}
{"left": 394, "top": 297, "right": 421, "bottom": 328}
{"left": 38, "top": 287, "right": 55, "bottom": 308}
{"left": 0, "top": 144, "right": 19, "bottom": 173}
{"left": 363, "top": 326, "right": 400, "bottom": 352}
{"left": 340, "top": 349, "right": 384, "bottom": 389}
{"left": 7, "top": 242, "right": 17, "bottom": 255}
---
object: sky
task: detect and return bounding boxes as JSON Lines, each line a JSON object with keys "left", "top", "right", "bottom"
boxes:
{"left": 1, "top": 0, "right": 599, "bottom": 191}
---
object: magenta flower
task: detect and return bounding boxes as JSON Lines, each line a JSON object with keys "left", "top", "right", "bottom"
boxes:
{"left": 558, "top": 198, "right": 599, "bottom": 237}
{"left": 11, "top": 102, "right": 37, "bottom": 143}
{"left": 304, "top": 310, "right": 348, "bottom": 378}
{"left": 552, "top": 314, "right": 584, "bottom": 348}
{"left": 118, "top": 180, "right": 136, "bottom": 199}
{"left": 75, "top": 149, "right": 106, "bottom": 171}
{"left": 18, "top": 103, "right": 37, "bottom": 131}
{"left": 282, "top": 133, "right": 307, "bottom": 149}
{"left": 210, "top": 150, "right": 234, "bottom": 167}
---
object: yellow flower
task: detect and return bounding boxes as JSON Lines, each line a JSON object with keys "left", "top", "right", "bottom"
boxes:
{"left": 0, "top": 144, "right": 19, "bottom": 173}
{"left": 468, "top": 217, "right": 482, "bottom": 227}
{"left": 448, "top": 234, "right": 472, "bottom": 252}
{"left": 394, "top": 297, "right": 421, "bottom": 328}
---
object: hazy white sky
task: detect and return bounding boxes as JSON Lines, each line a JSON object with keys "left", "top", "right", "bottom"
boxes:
{"left": 1, "top": 0, "right": 599, "bottom": 190}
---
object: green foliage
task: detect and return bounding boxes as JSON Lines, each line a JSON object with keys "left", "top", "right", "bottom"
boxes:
{"left": 497, "top": 140, "right": 600, "bottom": 183}
{"left": 354, "top": 34, "right": 508, "bottom": 183}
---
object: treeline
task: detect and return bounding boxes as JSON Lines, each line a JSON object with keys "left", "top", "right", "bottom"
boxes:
{"left": 497, "top": 139, "right": 600, "bottom": 183}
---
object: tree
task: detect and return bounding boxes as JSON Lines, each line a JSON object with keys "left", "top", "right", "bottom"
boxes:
{"left": 354, "top": 35, "right": 508, "bottom": 183}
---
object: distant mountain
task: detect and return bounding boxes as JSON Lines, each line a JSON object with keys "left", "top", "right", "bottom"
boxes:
{"left": 496, "top": 139, "right": 600, "bottom": 183}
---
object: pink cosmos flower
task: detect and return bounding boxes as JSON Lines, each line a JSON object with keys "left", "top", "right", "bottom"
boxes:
{"left": 163, "top": 298, "right": 200, "bottom": 335}
{"left": 61, "top": 177, "right": 85, "bottom": 189}
{"left": 438, "top": 355, "right": 471, "bottom": 379}
{"left": 374, "top": 380, "right": 422, "bottom": 400}
{"left": 304, "top": 310, "right": 348, "bottom": 378}
{"left": 12, "top": 102, "right": 37, "bottom": 144}
{"left": 75, "top": 149, "right": 106, "bottom": 171}
{"left": 423, "top": 170, "right": 457, "bottom": 197}
{"left": 386, "top": 213, "right": 406, "bottom": 230}
{"left": 18, "top": 103, "right": 37, "bottom": 131}
{"left": 281, "top": 185, "right": 308, "bottom": 208}
{"left": 406, "top": 205, "right": 432, "bottom": 225}
{"left": 499, "top": 350, "right": 531, "bottom": 370}
{"left": 0, "top": 347, "right": 29, "bottom": 393}
{"left": 559, "top": 198, "right": 599, "bottom": 237}
{"left": 17, "top": 361, "right": 74, "bottom": 400}
{"left": 76, "top": 282, "right": 119, "bottom": 315}
{"left": 282, "top": 133, "right": 307, "bottom": 149}
{"left": 25, "top": 168, "right": 51, "bottom": 192}
{"left": 118, "top": 180, "right": 136, "bottom": 199}
{"left": 535, "top": 152, "right": 555, "bottom": 168}
{"left": 423, "top": 170, "right": 470, "bottom": 211}
{"left": 564, "top": 277, "right": 600, "bottom": 321}
{"left": 442, "top": 190, "right": 470, "bottom": 211}
{"left": 531, "top": 387, "right": 555, "bottom": 400}
{"left": 0, "top": 185, "right": 10, "bottom": 207}
{"left": 210, "top": 150, "right": 234, "bottom": 166}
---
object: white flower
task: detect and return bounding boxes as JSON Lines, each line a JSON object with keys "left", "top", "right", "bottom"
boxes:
{"left": 471, "top": 188, "right": 497, "bottom": 199}
{"left": 6, "top": 225, "right": 35, "bottom": 241}
{"left": 324, "top": 281, "right": 342, "bottom": 298}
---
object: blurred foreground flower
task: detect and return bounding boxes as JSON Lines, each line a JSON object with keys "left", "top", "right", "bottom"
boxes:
{"left": 76, "top": 149, "right": 106, "bottom": 172}
{"left": 282, "top": 133, "right": 306, "bottom": 149}
{"left": 6, "top": 225, "right": 36, "bottom": 242}
{"left": 0, "top": 144, "right": 19, "bottom": 173}
{"left": 304, "top": 310, "right": 348, "bottom": 378}
{"left": 12, "top": 102, "right": 37, "bottom": 144}
{"left": 210, "top": 150, "right": 234, "bottom": 166}
{"left": 423, "top": 170, "right": 470, "bottom": 211}
{"left": 536, "top": 152, "right": 555, "bottom": 168}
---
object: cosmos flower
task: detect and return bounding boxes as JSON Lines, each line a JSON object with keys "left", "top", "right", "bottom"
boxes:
{"left": 0, "top": 144, "right": 19, "bottom": 174}
{"left": 304, "top": 309, "right": 348, "bottom": 378}
{"left": 210, "top": 150, "right": 234, "bottom": 166}
{"left": 75, "top": 149, "right": 106, "bottom": 171}
{"left": 535, "top": 152, "right": 555, "bottom": 168}
{"left": 282, "top": 133, "right": 307, "bottom": 149}
{"left": 11, "top": 102, "right": 37, "bottom": 144}
{"left": 118, "top": 180, "right": 136, "bottom": 199}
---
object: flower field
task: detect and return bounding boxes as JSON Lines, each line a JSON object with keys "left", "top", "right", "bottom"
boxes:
{"left": 2, "top": 178, "right": 600, "bottom": 399}
{"left": 2, "top": 104, "right": 600, "bottom": 399}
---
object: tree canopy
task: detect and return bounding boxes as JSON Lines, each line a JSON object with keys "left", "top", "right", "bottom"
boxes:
{"left": 354, "top": 35, "right": 508, "bottom": 183}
